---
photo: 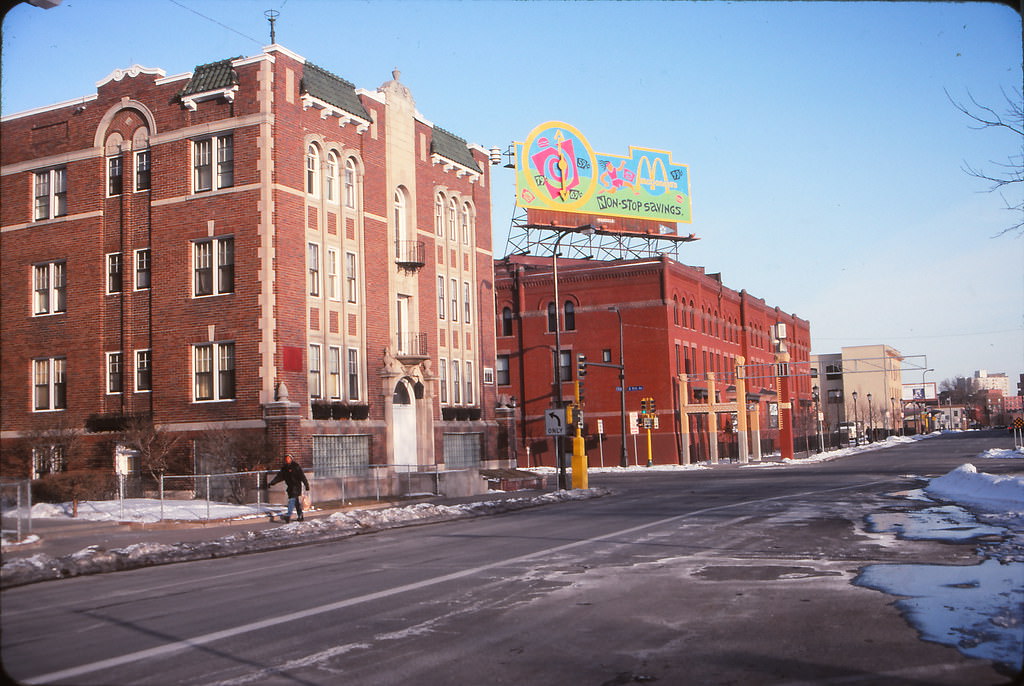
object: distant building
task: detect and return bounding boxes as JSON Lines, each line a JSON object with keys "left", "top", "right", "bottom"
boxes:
{"left": 810, "top": 345, "right": 904, "bottom": 440}
{"left": 494, "top": 254, "right": 812, "bottom": 467}
{"left": 972, "top": 370, "right": 1009, "bottom": 395}
{"left": 1, "top": 45, "right": 502, "bottom": 494}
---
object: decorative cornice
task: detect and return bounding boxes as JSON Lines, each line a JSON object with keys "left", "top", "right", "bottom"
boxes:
{"left": 96, "top": 64, "right": 166, "bottom": 88}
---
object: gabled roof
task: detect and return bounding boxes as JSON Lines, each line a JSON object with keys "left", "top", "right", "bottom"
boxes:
{"left": 301, "top": 62, "right": 371, "bottom": 121}
{"left": 180, "top": 58, "right": 239, "bottom": 96}
{"left": 431, "top": 127, "right": 481, "bottom": 173}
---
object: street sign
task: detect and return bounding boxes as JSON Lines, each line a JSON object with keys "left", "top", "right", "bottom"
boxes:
{"left": 629, "top": 411, "right": 640, "bottom": 435}
{"left": 545, "top": 409, "right": 566, "bottom": 436}
{"left": 627, "top": 385, "right": 644, "bottom": 392}
{"left": 597, "top": 419, "right": 605, "bottom": 434}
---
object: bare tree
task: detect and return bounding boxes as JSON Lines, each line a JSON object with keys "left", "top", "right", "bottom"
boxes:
{"left": 120, "top": 414, "right": 182, "bottom": 482}
{"left": 947, "top": 88, "right": 1024, "bottom": 237}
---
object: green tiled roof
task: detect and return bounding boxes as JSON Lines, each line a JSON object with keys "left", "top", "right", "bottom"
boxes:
{"left": 301, "top": 62, "right": 371, "bottom": 122}
{"left": 181, "top": 58, "right": 239, "bottom": 96}
{"left": 431, "top": 127, "right": 481, "bottom": 173}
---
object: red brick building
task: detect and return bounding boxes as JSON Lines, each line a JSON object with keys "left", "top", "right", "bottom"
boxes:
{"left": 1, "top": 45, "right": 502, "bottom": 495}
{"left": 494, "top": 253, "right": 812, "bottom": 467}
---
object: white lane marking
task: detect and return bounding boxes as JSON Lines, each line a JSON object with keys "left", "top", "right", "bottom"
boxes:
{"left": 23, "top": 480, "right": 888, "bottom": 685}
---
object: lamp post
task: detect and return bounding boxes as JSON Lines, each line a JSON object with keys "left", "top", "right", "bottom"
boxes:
{"left": 609, "top": 307, "right": 629, "bottom": 467}
{"left": 852, "top": 390, "right": 859, "bottom": 446}
{"left": 812, "top": 385, "right": 823, "bottom": 453}
{"left": 920, "top": 368, "right": 934, "bottom": 434}
{"left": 867, "top": 393, "right": 873, "bottom": 443}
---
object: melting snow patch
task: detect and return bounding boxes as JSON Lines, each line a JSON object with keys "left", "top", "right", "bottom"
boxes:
{"left": 925, "top": 464, "right": 1024, "bottom": 515}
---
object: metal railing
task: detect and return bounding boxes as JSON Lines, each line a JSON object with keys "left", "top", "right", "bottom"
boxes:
{"left": 159, "top": 470, "right": 275, "bottom": 522}
{"left": 1, "top": 480, "right": 33, "bottom": 543}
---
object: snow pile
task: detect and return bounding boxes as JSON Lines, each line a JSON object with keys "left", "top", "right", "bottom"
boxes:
{"left": 27, "top": 498, "right": 272, "bottom": 523}
{"left": 924, "top": 464, "right": 1024, "bottom": 515}
{"left": 980, "top": 447, "right": 1024, "bottom": 460}
{"left": 0, "top": 489, "right": 609, "bottom": 589}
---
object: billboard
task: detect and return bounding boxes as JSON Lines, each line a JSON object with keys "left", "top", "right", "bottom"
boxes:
{"left": 901, "top": 382, "right": 937, "bottom": 402}
{"left": 514, "top": 121, "right": 691, "bottom": 226}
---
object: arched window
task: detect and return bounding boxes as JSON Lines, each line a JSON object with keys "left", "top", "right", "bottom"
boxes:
{"left": 344, "top": 158, "right": 357, "bottom": 208}
{"left": 435, "top": 194, "right": 445, "bottom": 236}
{"left": 673, "top": 295, "right": 680, "bottom": 326}
{"left": 547, "top": 302, "right": 557, "bottom": 333}
{"left": 564, "top": 301, "right": 576, "bottom": 331}
{"left": 689, "top": 300, "right": 696, "bottom": 328}
{"left": 393, "top": 187, "right": 409, "bottom": 242}
{"left": 501, "top": 307, "right": 513, "bottom": 337}
{"left": 306, "top": 144, "right": 320, "bottom": 195}
{"left": 447, "top": 198, "right": 457, "bottom": 240}
{"left": 461, "top": 204, "right": 472, "bottom": 244}
{"left": 325, "top": 151, "right": 338, "bottom": 202}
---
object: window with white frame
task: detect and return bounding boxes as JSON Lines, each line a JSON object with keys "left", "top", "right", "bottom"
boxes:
{"left": 344, "top": 158, "right": 356, "bottom": 209}
{"left": 193, "top": 342, "right": 235, "bottom": 401}
{"left": 106, "top": 352, "right": 123, "bottom": 394}
{"left": 107, "top": 155, "right": 123, "bottom": 196}
{"left": 450, "top": 278, "right": 458, "bottom": 322}
{"left": 447, "top": 198, "right": 457, "bottom": 240}
{"left": 33, "top": 357, "right": 67, "bottom": 411}
{"left": 461, "top": 204, "right": 471, "bottom": 244}
{"left": 326, "top": 248, "right": 339, "bottom": 300}
{"left": 193, "top": 134, "right": 233, "bottom": 192}
{"left": 347, "top": 348, "right": 360, "bottom": 400}
{"left": 308, "top": 243, "right": 320, "bottom": 296}
{"left": 463, "top": 282, "right": 471, "bottom": 324}
{"left": 134, "top": 248, "right": 151, "bottom": 290}
{"left": 33, "top": 261, "right": 66, "bottom": 315}
{"left": 193, "top": 236, "right": 234, "bottom": 296}
{"left": 328, "top": 346, "right": 341, "bottom": 399}
{"left": 439, "top": 357, "right": 448, "bottom": 404}
{"left": 435, "top": 194, "right": 445, "bottom": 236}
{"left": 135, "top": 349, "right": 152, "bottom": 392}
{"left": 465, "top": 360, "right": 474, "bottom": 404}
{"left": 309, "top": 344, "right": 322, "bottom": 398}
{"left": 345, "top": 252, "right": 357, "bottom": 304}
{"left": 325, "top": 151, "right": 338, "bottom": 202}
{"left": 438, "top": 276, "right": 445, "bottom": 319}
{"left": 107, "top": 253, "right": 123, "bottom": 294}
{"left": 496, "top": 355, "right": 510, "bottom": 386}
{"left": 34, "top": 167, "right": 67, "bottom": 221}
{"left": 306, "top": 144, "right": 320, "bottom": 196}
{"left": 452, "top": 360, "right": 461, "bottom": 404}
{"left": 31, "top": 445, "right": 66, "bottom": 479}
{"left": 135, "top": 149, "right": 151, "bottom": 191}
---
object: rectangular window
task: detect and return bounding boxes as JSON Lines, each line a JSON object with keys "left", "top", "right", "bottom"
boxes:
{"left": 452, "top": 360, "right": 461, "bottom": 404}
{"left": 326, "top": 248, "right": 339, "bottom": 300}
{"left": 465, "top": 361, "right": 474, "bottom": 405}
{"left": 135, "top": 149, "right": 151, "bottom": 191}
{"left": 106, "top": 352, "right": 123, "bottom": 394}
{"left": 439, "top": 357, "right": 448, "bottom": 404}
{"left": 438, "top": 277, "right": 445, "bottom": 320}
{"left": 450, "top": 278, "right": 458, "bottom": 322}
{"left": 107, "top": 253, "right": 123, "bottom": 294}
{"left": 463, "top": 282, "right": 471, "bottom": 324}
{"left": 135, "top": 248, "right": 151, "bottom": 290}
{"left": 309, "top": 344, "right": 322, "bottom": 399}
{"left": 827, "top": 389, "right": 843, "bottom": 404}
{"left": 328, "top": 346, "right": 341, "bottom": 399}
{"left": 34, "top": 167, "right": 67, "bottom": 221}
{"left": 33, "top": 261, "right": 66, "bottom": 315}
{"left": 347, "top": 348, "right": 360, "bottom": 401}
{"left": 345, "top": 252, "right": 357, "bottom": 304}
{"left": 308, "top": 243, "right": 320, "bottom": 296}
{"left": 193, "top": 342, "right": 235, "bottom": 401}
{"left": 554, "top": 350, "right": 571, "bottom": 383}
{"left": 135, "top": 349, "right": 152, "bottom": 392}
{"left": 107, "top": 156, "right": 123, "bottom": 196}
{"left": 32, "top": 445, "right": 66, "bottom": 480}
{"left": 194, "top": 135, "right": 233, "bottom": 192}
{"left": 33, "top": 357, "right": 67, "bottom": 411}
{"left": 496, "top": 355, "right": 510, "bottom": 386}
{"left": 313, "top": 435, "right": 370, "bottom": 477}
{"left": 194, "top": 237, "right": 234, "bottom": 296}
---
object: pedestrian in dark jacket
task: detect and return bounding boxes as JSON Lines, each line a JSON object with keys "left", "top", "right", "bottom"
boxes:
{"left": 268, "top": 454, "right": 310, "bottom": 522}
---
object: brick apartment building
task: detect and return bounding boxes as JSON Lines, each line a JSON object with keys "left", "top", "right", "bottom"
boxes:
{"left": 1, "top": 44, "right": 503, "bottom": 495}
{"left": 494, "top": 253, "right": 812, "bottom": 467}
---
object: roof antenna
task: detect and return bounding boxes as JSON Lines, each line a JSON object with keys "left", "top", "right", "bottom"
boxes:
{"left": 265, "top": 9, "right": 279, "bottom": 44}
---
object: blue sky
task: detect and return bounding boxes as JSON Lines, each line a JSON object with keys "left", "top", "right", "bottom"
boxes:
{"left": 3, "top": 0, "right": 1022, "bottom": 390}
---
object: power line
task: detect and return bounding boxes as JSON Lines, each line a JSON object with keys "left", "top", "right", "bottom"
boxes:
{"left": 167, "top": 0, "right": 264, "bottom": 46}
{"left": 814, "top": 328, "right": 1023, "bottom": 341}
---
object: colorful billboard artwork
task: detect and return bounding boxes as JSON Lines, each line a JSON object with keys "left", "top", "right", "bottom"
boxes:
{"left": 514, "top": 121, "right": 692, "bottom": 225}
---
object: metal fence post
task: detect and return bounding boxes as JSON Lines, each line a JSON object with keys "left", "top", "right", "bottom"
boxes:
{"left": 205, "top": 475, "right": 211, "bottom": 521}
{"left": 160, "top": 474, "right": 165, "bottom": 521}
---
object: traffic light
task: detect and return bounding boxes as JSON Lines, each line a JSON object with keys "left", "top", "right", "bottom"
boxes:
{"left": 577, "top": 353, "right": 587, "bottom": 378}
{"left": 650, "top": 398, "right": 657, "bottom": 414}
{"left": 578, "top": 381, "right": 585, "bottom": 405}
{"left": 636, "top": 415, "right": 645, "bottom": 428}
{"left": 565, "top": 405, "right": 573, "bottom": 424}
{"left": 640, "top": 398, "right": 649, "bottom": 414}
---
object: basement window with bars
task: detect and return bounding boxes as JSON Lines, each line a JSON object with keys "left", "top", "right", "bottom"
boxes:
{"left": 312, "top": 435, "right": 371, "bottom": 477}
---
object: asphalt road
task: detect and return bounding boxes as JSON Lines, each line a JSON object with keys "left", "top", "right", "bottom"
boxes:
{"left": 3, "top": 430, "right": 1021, "bottom": 686}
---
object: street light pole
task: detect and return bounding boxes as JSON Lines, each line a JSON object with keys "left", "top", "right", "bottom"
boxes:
{"left": 812, "top": 385, "right": 823, "bottom": 453}
{"left": 609, "top": 307, "right": 628, "bottom": 467}
{"left": 867, "top": 392, "right": 873, "bottom": 443}
{"left": 852, "top": 390, "right": 859, "bottom": 446}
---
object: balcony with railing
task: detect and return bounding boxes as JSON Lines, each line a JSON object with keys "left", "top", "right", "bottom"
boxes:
{"left": 395, "top": 240, "right": 425, "bottom": 269}
{"left": 396, "top": 332, "right": 429, "bottom": 362}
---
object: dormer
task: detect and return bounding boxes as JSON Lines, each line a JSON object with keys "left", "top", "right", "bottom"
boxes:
{"left": 179, "top": 58, "right": 239, "bottom": 111}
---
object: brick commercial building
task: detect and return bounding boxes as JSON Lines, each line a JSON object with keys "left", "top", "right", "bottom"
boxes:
{"left": 494, "top": 253, "right": 812, "bottom": 468}
{"left": 1, "top": 44, "right": 502, "bottom": 497}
